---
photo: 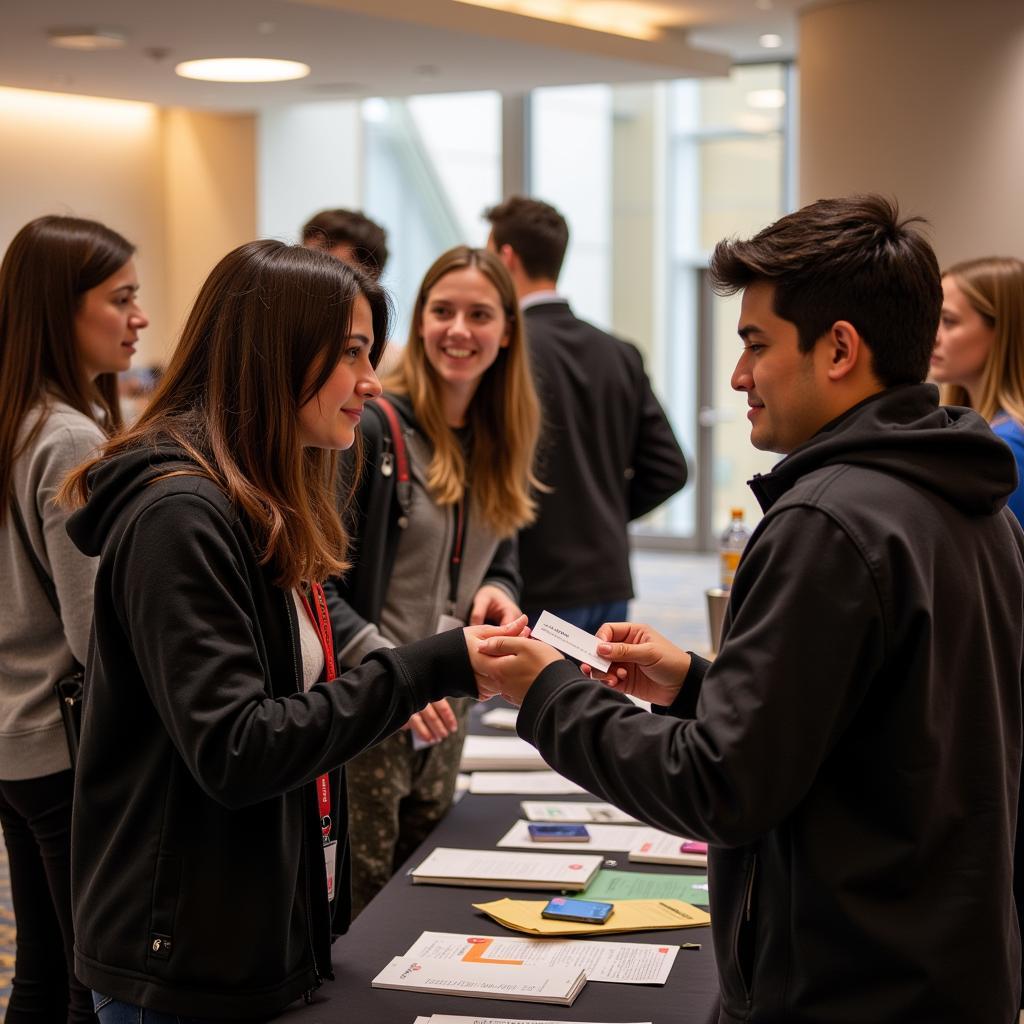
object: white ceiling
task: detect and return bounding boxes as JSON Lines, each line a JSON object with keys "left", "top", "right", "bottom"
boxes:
{"left": 0, "top": 0, "right": 807, "bottom": 111}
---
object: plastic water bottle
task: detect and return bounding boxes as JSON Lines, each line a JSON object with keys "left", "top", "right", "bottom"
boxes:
{"left": 719, "top": 508, "right": 751, "bottom": 591}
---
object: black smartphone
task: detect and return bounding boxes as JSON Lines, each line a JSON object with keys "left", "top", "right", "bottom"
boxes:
{"left": 541, "top": 896, "right": 614, "bottom": 924}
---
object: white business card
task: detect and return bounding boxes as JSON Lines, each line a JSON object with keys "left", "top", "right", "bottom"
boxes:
{"left": 532, "top": 612, "right": 611, "bottom": 673}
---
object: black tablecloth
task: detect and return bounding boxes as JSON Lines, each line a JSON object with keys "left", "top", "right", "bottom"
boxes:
{"left": 278, "top": 703, "right": 721, "bottom": 1023}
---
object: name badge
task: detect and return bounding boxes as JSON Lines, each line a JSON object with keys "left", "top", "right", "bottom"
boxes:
{"left": 323, "top": 840, "right": 337, "bottom": 902}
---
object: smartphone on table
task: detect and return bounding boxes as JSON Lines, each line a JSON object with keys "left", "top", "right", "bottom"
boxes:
{"left": 527, "top": 823, "right": 590, "bottom": 842}
{"left": 541, "top": 896, "right": 614, "bottom": 924}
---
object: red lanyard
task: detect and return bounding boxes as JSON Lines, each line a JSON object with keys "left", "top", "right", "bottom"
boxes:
{"left": 300, "top": 582, "right": 335, "bottom": 842}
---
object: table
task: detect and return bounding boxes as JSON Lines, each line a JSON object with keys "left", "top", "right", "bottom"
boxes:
{"left": 279, "top": 792, "right": 721, "bottom": 1023}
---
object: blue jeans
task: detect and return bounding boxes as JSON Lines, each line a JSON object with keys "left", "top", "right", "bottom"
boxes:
{"left": 92, "top": 995, "right": 231, "bottom": 1024}
{"left": 527, "top": 600, "right": 629, "bottom": 636}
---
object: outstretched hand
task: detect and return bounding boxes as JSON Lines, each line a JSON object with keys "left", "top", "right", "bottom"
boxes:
{"left": 464, "top": 616, "right": 532, "bottom": 700}
{"left": 582, "top": 622, "right": 690, "bottom": 707}
{"left": 469, "top": 633, "right": 564, "bottom": 707}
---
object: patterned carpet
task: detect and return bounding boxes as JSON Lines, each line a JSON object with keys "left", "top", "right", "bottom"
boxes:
{"left": 0, "top": 549, "right": 716, "bottom": 1009}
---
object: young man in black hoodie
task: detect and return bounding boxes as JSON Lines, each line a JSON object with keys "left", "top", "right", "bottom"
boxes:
{"left": 472, "top": 195, "right": 1024, "bottom": 1023}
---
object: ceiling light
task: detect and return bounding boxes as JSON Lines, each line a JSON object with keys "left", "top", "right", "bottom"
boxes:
{"left": 759, "top": 33, "right": 782, "bottom": 49}
{"left": 746, "top": 88, "right": 786, "bottom": 109}
{"left": 48, "top": 28, "right": 126, "bottom": 50}
{"left": 174, "top": 58, "right": 310, "bottom": 83}
{"left": 451, "top": 0, "right": 671, "bottom": 42}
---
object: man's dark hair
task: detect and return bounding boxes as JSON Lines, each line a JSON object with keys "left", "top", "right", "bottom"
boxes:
{"left": 484, "top": 196, "right": 569, "bottom": 282}
{"left": 709, "top": 194, "right": 942, "bottom": 387}
{"left": 301, "top": 208, "right": 389, "bottom": 279}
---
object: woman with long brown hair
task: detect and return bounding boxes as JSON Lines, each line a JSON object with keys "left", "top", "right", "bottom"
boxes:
{"left": 324, "top": 245, "right": 541, "bottom": 916}
{"left": 0, "top": 215, "right": 147, "bottom": 1023}
{"left": 59, "top": 240, "right": 521, "bottom": 1022}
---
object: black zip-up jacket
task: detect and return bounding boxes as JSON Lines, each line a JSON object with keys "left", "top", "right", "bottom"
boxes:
{"left": 323, "top": 394, "right": 520, "bottom": 645}
{"left": 66, "top": 444, "right": 478, "bottom": 1019}
{"left": 516, "top": 385, "right": 1024, "bottom": 1022}
{"left": 518, "top": 300, "right": 687, "bottom": 609}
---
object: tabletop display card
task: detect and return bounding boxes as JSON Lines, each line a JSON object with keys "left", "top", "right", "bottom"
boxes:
{"left": 410, "top": 847, "right": 603, "bottom": 891}
{"left": 520, "top": 801, "right": 639, "bottom": 824}
{"left": 372, "top": 956, "right": 585, "bottom": 1006}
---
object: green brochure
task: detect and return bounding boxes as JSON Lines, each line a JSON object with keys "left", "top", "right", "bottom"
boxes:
{"left": 582, "top": 868, "right": 710, "bottom": 907}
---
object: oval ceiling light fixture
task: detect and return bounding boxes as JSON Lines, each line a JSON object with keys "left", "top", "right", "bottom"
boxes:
{"left": 759, "top": 33, "right": 782, "bottom": 49}
{"left": 174, "top": 58, "right": 310, "bottom": 83}
{"left": 48, "top": 28, "right": 127, "bottom": 50}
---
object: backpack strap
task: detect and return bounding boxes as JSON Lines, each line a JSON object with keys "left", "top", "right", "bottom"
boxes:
{"left": 373, "top": 396, "right": 412, "bottom": 529}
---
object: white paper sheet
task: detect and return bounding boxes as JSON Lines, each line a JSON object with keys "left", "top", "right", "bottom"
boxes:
{"left": 469, "top": 772, "right": 587, "bottom": 795}
{"left": 498, "top": 820, "right": 663, "bottom": 852}
{"left": 410, "top": 847, "right": 603, "bottom": 890}
{"left": 460, "top": 735, "right": 548, "bottom": 771}
{"left": 404, "top": 931, "right": 679, "bottom": 986}
{"left": 520, "top": 801, "right": 640, "bottom": 824}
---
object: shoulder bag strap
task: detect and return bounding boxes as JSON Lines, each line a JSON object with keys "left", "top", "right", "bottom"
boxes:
{"left": 373, "top": 396, "right": 413, "bottom": 528}
{"left": 7, "top": 496, "right": 61, "bottom": 618}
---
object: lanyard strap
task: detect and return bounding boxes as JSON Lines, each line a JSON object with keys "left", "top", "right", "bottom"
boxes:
{"left": 446, "top": 499, "right": 467, "bottom": 615}
{"left": 300, "top": 582, "right": 335, "bottom": 842}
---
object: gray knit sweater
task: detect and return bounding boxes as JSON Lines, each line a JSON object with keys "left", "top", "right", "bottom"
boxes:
{"left": 0, "top": 400, "right": 104, "bottom": 780}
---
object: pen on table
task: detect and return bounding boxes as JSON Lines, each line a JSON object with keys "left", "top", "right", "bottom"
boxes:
{"left": 658, "top": 900, "right": 692, "bottom": 920}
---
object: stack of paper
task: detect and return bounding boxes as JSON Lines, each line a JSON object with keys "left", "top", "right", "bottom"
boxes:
{"left": 480, "top": 707, "right": 519, "bottom": 731}
{"left": 582, "top": 869, "right": 709, "bottom": 907}
{"left": 469, "top": 772, "right": 586, "bottom": 795}
{"left": 410, "top": 847, "right": 603, "bottom": 891}
{"left": 521, "top": 801, "right": 639, "bottom": 824}
{"left": 414, "top": 1017, "right": 653, "bottom": 1024}
{"left": 403, "top": 931, "right": 679, "bottom": 986}
{"left": 460, "top": 736, "right": 548, "bottom": 771}
{"left": 628, "top": 832, "right": 708, "bottom": 867}
{"left": 473, "top": 897, "right": 711, "bottom": 936}
{"left": 372, "top": 956, "right": 585, "bottom": 1006}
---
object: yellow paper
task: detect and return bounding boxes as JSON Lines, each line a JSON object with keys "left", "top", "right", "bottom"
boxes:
{"left": 472, "top": 897, "right": 710, "bottom": 936}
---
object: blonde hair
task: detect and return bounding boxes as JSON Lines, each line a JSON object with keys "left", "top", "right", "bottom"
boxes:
{"left": 384, "top": 246, "right": 541, "bottom": 537}
{"left": 940, "top": 257, "right": 1024, "bottom": 426}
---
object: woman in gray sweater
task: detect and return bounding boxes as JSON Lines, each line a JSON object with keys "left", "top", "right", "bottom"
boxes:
{"left": 0, "top": 216, "right": 147, "bottom": 1022}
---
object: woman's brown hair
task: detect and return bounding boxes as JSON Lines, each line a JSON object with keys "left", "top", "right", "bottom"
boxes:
{"left": 384, "top": 245, "right": 541, "bottom": 537}
{"left": 63, "top": 240, "right": 390, "bottom": 588}
{"left": 0, "top": 215, "right": 133, "bottom": 523}
{"left": 940, "top": 257, "right": 1024, "bottom": 426}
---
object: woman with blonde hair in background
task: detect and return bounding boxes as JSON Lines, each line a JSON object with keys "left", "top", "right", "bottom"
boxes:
{"left": 325, "top": 245, "right": 541, "bottom": 916}
{"left": 931, "top": 256, "right": 1024, "bottom": 524}
{"left": 0, "top": 215, "right": 147, "bottom": 1022}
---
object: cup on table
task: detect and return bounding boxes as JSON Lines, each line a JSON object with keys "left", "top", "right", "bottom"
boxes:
{"left": 705, "top": 588, "right": 729, "bottom": 655}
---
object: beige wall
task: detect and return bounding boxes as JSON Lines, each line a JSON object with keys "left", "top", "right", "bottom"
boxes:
{"left": 800, "top": 0, "right": 1024, "bottom": 267}
{"left": 162, "top": 108, "right": 257, "bottom": 361}
{"left": 0, "top": 88, "right": 256, "bottom": 367}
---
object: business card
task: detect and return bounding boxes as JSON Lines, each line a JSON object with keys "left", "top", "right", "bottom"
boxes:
{"left": 532, "top": 611, "right": 611, "bottom": 673}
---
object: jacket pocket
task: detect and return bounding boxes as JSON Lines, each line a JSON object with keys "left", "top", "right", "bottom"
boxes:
{"left": 721, "top": 852, "right": 757, "bottom": 1014}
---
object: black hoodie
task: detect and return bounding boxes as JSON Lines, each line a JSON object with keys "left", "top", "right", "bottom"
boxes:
{"left": 67, "top": 443, "right": 477, "bottom": 1019}
{"left": 517, "top": 384, "right": 1024, "bottom": 1023}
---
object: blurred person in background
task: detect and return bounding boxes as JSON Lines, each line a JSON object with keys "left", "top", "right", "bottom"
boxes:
{"left": 0, "top": 215, "right": 147, "bottom": 1023}
{"left": 931, "top": 255, "right": 1024, "bottom": 525}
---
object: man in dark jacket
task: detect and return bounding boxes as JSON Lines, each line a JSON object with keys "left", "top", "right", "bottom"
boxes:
{"left": 485, "top": 196, "right": 687, "bottom": 632}
{"left": 473, "top": 195, "right": 1024, "bottom": 1023}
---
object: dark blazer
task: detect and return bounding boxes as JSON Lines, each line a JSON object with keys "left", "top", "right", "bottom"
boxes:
{"left": 519, "top": 299, "right": 687, "bottom": 609}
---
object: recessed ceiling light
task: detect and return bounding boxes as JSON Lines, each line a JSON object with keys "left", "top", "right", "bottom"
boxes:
{"left": 48, "top": 28, "right": 126, "bottom": 50}
{"left": 759, "top": 33, "right": 782, "bottom": 49}
{"left": 174, "top": 58, "right": 310, "bottom": 83}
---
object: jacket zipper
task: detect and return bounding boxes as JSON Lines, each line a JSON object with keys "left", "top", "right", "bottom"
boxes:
{"left": 285, "top": 590, "right": 322, "bottom": 998}
{"left": 732, "top": 852, "right": 757, "bottom": 1006}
